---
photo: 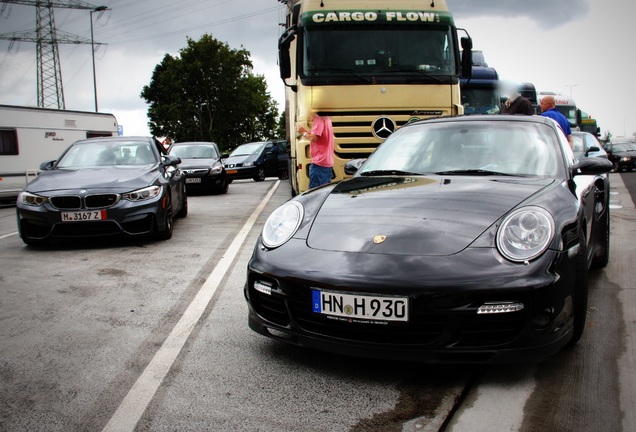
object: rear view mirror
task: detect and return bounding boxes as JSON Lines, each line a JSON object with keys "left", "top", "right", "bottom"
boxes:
{"left": 460, "top": 37, "right": 473, "bottom": 78}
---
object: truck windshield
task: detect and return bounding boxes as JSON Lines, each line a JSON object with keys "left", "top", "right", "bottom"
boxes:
{"left": 462, "top": 88, "right": 501, "bottom": 115}
{"left": 556, "top": 105, "right": 578, "bottom": 127}
{"left": 301, "top": 25, "right": 456, "bottom": 83}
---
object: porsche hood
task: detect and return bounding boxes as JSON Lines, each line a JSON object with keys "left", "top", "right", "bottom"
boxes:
{"left": 306, "top": 176, "right": 556, "bottom": 256}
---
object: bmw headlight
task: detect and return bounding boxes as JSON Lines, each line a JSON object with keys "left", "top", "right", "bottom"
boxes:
{"left": 262, "top": 201, "right": 304, "bottom": 248}
{"left": 243, "top": 161, "right": 254, "bottom": 167}
{"left": 497, "top": 206, "right": 554, "bottom": 262}
{"left": 19, "top": 191, "right": 48, "bottom": 207}
{"left": 122, "top": 185, "right": 162, "bottom": 202}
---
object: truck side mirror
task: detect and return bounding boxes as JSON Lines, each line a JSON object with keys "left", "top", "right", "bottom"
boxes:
{"left": 460, "top": 37, "right": 473, "bottom": 78}
{"left": 278, "top": 28, "right": 296, "bottom": 80}
{"left": 576, "top": 109, "right": 582, "bottom": 126}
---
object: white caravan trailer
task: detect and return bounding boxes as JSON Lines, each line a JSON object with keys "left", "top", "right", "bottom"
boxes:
{"left": 0, "top": 105, "right": 119, "bottom": 201}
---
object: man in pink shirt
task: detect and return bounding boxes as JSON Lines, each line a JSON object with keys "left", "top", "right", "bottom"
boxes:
{"left": 297, "top": 113, "right": 335, "bottom": 188}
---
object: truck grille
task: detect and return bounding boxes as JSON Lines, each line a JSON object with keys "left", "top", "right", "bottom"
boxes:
{"left": 320, "top": 110, "right": 436, "bottom": 159}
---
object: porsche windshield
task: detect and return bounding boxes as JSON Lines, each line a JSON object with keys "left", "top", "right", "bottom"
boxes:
{"left": 358, "top": 121, "right": 561, "bottom": 177}
{"left": 301, "top": 25, "right": 456, "bottom": 82}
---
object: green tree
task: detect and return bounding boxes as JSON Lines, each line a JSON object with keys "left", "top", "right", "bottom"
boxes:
{"left": 276, "top": 111, "right": 286, "bottom": 140}
{"left": 600, "top": 130, "right": 612, "bottom": 144}
{"left": 141, "top": 34, "right": 279, "bottom": 151}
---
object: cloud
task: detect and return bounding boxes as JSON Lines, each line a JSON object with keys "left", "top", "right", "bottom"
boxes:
{"left": 449, "top": 0, "right": 591, "bottom": 28}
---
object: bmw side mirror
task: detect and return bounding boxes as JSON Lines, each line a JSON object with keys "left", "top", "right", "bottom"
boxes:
{"left": 39, "top": 160, "right": 56, "bottom": 171}
{"left": 162, "top": 154, "right": 181, "bottom": 166}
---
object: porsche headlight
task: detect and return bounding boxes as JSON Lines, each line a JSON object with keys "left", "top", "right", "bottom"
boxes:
{"left": 122, "top": 185, "right": 162, "bottom": 202}
{"left": 497, "top": 206, "right": 554, "bottom": 262}
{"left": 262, "top": 201, "right": 304, "bottom": 248}
{"left": 19, "top": 191, "right": 48, "bottom": 207}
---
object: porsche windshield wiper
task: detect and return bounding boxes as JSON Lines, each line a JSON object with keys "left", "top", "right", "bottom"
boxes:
{"left": 435, "top": 169, "right": 516, "bottom": 176}
{"left": 360, "top": 169, "right": 421, "bottom": 176}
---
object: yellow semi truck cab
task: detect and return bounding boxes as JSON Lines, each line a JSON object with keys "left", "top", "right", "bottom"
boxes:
{"left": 279, "top": 0, "right": 472, "bottom": 194}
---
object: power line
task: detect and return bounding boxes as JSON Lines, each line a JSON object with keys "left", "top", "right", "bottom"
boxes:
{"left": 108, "top": 6, "right": 281, "bottom": 46}
{"left": 0, "top": 0, "right": 102, "bottom": 109}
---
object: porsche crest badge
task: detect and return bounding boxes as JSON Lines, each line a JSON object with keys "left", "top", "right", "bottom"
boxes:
{"left": 373, "top": 235, "right": 387, "bottom": 244}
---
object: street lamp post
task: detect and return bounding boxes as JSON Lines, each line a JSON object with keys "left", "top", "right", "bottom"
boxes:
{"left": 565, "top": 84, "right": 579, "bottom": 98}
{"left": 90, "top": 6, "right": 108, "bottom": 112}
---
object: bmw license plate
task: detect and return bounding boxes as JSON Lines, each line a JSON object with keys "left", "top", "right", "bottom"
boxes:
{"left": 311, "top": 289, "right": 409, "bottom": 322}
{"left": 186, "top": 178, "right": 201, "bottom": 183}
{"left": 61, "top": 210, "right": 106, "bottom": 222}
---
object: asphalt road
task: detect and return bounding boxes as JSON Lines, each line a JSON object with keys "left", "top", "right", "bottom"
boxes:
{"left": 0, "top": 173, "right": 635, "bottom": 432}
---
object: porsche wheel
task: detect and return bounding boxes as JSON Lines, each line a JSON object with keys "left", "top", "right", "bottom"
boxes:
{"left": 591, "top": 209, "right": 610, "bottom": 269}
{"left": 568, "top": 230, "right": 589, "bottom": 346}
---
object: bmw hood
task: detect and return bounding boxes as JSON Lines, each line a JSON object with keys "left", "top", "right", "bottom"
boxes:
{"left": 306, "top": 176, "right": 556, "bottom": 256}
{"left": 26, "top": 166, "right": 160, "bottom": 194}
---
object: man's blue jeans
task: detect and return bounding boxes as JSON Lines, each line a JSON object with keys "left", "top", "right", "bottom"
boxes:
{"left": 309, "top": 164, "right": 332, "bottom": 189}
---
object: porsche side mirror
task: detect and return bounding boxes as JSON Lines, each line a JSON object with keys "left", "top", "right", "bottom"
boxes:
{"left": 585, "top": 146, "right": 600, "bottom": 157}
{"left": 344, "top": 159, "right": 366, "bottom": 175}
{"left": 572, "top": 157, "right": 612, "bottom": 175}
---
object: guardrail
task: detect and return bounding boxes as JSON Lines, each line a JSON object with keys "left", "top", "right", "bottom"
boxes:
{"left": 0, "top": 170, "right": 39, "bottom": 202}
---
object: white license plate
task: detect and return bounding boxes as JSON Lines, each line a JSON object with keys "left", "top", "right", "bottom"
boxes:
{"left": 312, "top": 289, "right": 409, "bottom": 322}
{"left": 186, "top": 178, "right": 202, "bottom": 183}
{"left": 61, "top": 210, "right": 106, "bottom": 222}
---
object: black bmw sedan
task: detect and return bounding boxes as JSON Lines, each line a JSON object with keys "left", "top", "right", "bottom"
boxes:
{"left": 245, "top": 115, "right": 613, "bottom": 364}
{"left": 16, "top": 136, "right": 187, "bottom": 245}
{"left": 168, "top": 141, "right": 229, "bottom": 194}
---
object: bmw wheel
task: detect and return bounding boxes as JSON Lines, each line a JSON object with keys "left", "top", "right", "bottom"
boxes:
{"left": 156, "top": 196, "right": 174, "bottom": 240}
{"left": 176, "top": 191, "right": 188, "bottom": 218}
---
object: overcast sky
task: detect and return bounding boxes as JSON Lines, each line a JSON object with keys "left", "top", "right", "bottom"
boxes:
{"left": 1, "top": 0, "right": 634, "bottom": 138}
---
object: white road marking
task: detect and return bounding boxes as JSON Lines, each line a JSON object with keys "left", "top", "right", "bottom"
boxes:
{"left": 0, "top": 232, "right": 18, "bottom": 240}
{"left": 102, "top": 180, "right": 281, "bottom": 432}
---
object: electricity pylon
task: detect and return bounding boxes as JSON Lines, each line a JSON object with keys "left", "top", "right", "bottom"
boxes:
{"left": 0, "top": 0, "right": 102, "bottom": 109}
